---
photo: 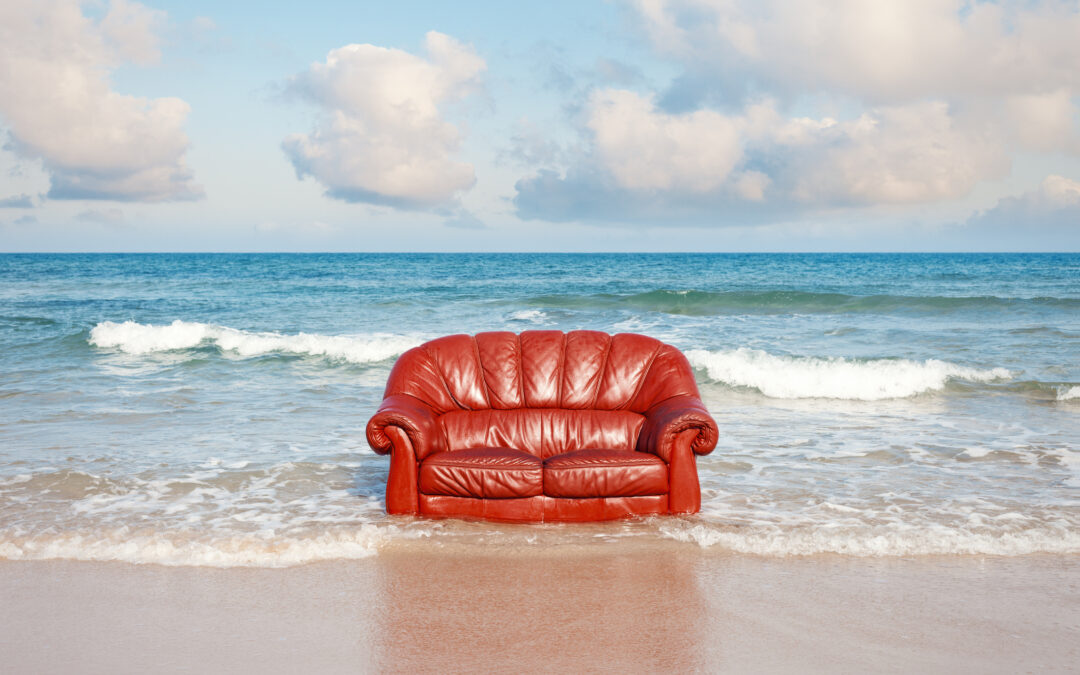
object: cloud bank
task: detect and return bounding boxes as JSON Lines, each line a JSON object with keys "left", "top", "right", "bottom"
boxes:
{"left": 635, "top": 0, "right": 1080, "bottom": 102}
{"left": 516, "top": 0, "right": 1080, "bottom": 225}
{"left": 516, "top": 93, "right": 1007, "bottom": 223}
{"left": 966, "top": 175, "right": 1080, "bottom": 237}
{"left": 0, "top": 0, "right": 202, "bottom": 202}
{"left": 283, "top": 31, "right": 485, "bottom": 210}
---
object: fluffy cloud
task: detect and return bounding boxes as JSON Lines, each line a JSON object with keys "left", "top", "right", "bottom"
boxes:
{"left": 1005, "top": 89, "right": 1080, "bottom": 154}
{"left": 781, "top": 103, "right": 1008, "bottom": 205}
{"left": 516, "top": 1, "right": 1080, "bottom": 224}
{"left": 283, "top": 31, "right": 485, "bottom": 210}
{"left": 0, "top": 0, "right": 202, "bottom": 202}
{"left": 587, "top": 89, "right": 743, "bottom": 193}
{"left": 515, "top": 92, "right": 1007, "bottom": 222}
{"left": 633, "top": 0, "right": 1080, "bottom": 155}
{"left": 633, "top": 0, "right": 1080, "bottom": 103}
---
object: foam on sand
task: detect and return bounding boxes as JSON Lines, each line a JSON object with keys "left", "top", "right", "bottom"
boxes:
{"left": 0, "top": 526, "right": 391, "bottom": 567}
{"left": 658, "top": 520, "right": 1080, "bottom": 556}
{"left": 686, "top": 348, "right": 1011, "bottom": 400}
{"left": 89, "top": 320, "right": 421, "bottom": 364}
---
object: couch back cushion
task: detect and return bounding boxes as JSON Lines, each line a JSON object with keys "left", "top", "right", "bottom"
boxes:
{"left": 439, "top": 408, "right": 645, "bottom": 459}
{"left": 384, "top": 330, "right": 701, "bottom": 415}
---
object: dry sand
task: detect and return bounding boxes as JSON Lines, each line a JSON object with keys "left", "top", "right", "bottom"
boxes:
{"left": 1, "top": 546, "right": 1077, "bottom": 674}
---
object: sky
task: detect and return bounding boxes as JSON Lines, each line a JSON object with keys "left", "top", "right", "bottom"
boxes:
{"left": 0, "top": 0, "right": 1078, "bottom": 252}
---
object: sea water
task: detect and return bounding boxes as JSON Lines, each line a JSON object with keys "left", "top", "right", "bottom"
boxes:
{"left": 0, "top": 253, "right": 1077, "bottom": 566}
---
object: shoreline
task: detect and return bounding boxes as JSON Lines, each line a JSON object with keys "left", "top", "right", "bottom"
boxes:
{"left": 2, "top": 550, "right": 1076, "bottom": 673}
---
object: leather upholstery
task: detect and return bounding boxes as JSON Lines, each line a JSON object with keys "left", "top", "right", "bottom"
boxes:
{"left": 418, "top": 494, "right": 670, "bottom": 522}
{"left": 439, "top": 409, "right": 644, "bottom": 459}
{"left": 420, "top": 447, "right": 542, "bottom": 499}
{"left": 366, "top": 330, "right": 718, "bottom": 521}
{"left": 543, "top": 449, "right": 668, "bottom": 498}
{"left": 379, "top": 331, "right": 703, "bottom": 415}
{"left": 637, "top": 394, "right": 719, "bottom": 462}
{"left": 367, "top": 394, "right": 444, "bottom": 459}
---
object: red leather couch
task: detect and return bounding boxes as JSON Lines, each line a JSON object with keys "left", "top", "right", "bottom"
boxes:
{"left": 366, "top": 331, "right": 718, "bottom": 522}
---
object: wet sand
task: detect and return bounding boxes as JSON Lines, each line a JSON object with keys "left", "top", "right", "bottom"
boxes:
{"left": 1, "top": 548, "right": 1077, "bottom": 673}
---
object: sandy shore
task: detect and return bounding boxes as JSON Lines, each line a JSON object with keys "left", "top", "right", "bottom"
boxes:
{"left": 1, "top": 547, "right": 1076, "bottom": 674}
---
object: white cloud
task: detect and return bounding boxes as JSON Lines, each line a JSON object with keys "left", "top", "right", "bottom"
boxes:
{"left": 633, "top": 0, "right": 1080, "bottom": 102}
{"left": 515, "top": 92, "right": 1006, "bottom": 222}
{"left": 733, "top": 171, "right": 769, "bottom": 202}
{"left": 587, "top": 89, "right": 742, "bottom": 193}
{"left": 516, "top": 1, "right": 1078, "bottom": 225}
{"left": 1005, "top": 89, "right": 1080, "bottom": 154}
{"left": 783, "top": 102, "right": 1008, "bottom": 205}
{"left": 99, "top": 0, "right": 164, "bottom": 64}
{"left": 631, "top": 0, "right": 1080, "bottom": 156}
{"left": 1040, "top": 175, "right": 1080, "bottom": 206}
{"left": 282, "top": 31, "right": 485, "bottom": 210}
{"left": 0, "top": 0, "right": 202, "bottom": 202}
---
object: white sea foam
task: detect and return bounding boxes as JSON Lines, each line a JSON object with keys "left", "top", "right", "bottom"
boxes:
{"left": 1057, "top": 385, "right": 1080, "bottom": 401}
{"left": 89, "top": 320, "right": 421, "bottom": 364}
{"left": 0, "top": 527, "right": 391, "bottom": 567}
{"left": 686, "top": 348, "right": 1012, "bottom": 400}
{"left": 0, "top": 461, "right": 410, "bottom": 567}
{"left": 658, "top": 521, "right": 1080, "bottom": 556}
{"left": 508, "top": 309, "right": 548, "bottom": 323}
{"left": 3, "top": 515, "right": 1077, "bottom": 565}
{"left": 2, "top": 458, "right": 1077, "bottom": 563}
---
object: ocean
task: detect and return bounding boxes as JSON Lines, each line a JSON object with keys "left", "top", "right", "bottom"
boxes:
{"left": 0, "top": 252, "right": 1077, "bottom": 566}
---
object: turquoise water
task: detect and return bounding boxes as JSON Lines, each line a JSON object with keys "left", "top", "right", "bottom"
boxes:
{"left": 1, "top": 253, "right": 1077, "bottom": 565}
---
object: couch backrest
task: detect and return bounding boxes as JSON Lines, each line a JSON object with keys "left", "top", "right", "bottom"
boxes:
{"left": 439, "top": 408, "right": 645, "bottom": 458}
{"left": 384, "top": 330, "right": 701, "bottom": 415}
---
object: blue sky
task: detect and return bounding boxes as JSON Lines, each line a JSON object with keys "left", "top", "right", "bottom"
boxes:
{"left": 1, "top": 0, "right": 1078, "bottom": 251}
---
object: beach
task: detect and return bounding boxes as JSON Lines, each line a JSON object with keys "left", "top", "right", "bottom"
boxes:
{"left": 2, "top": 547, "right": 1076, "bottom": 673}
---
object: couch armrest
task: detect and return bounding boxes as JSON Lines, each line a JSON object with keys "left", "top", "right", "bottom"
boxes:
{"left": 366, "top": 394, "right": 444, "bottom": 460}
{"left": 637, "top": 395, "right": 718, "bottom": 463}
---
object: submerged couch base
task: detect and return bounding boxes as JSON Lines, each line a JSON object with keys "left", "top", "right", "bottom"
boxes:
{"left": 418, "top": 493, "right": 668, "bottom": 522}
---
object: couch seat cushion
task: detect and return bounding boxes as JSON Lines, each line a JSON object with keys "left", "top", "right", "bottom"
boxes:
{"left": 543, "top": 449, "right": 668, "bottom": 498}
{"left": 420, "top": 447, "right": 542, "bottom": 499}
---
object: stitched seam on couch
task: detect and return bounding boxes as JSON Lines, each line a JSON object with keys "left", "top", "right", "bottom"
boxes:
{"left": 544, "top": 462, "right": 662, "bottom": 469}
{"left": 623, "top": 343, "right": 662, "bottom": 411}
{"left": 426, "top": 462, "right": 540, "bottom": 469}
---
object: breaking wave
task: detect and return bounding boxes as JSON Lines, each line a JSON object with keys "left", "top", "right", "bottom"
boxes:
{"left": 686, "top": 348, "right": 1012, "bottom": 400}
{"left": 89, "top": 320, "right": 421, "bottom": 364}
{"left": 1058, "top": 386, "right": 1080, "bottom": 401}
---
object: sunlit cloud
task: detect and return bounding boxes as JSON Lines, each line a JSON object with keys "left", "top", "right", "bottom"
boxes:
{"left": 0, "top": 0, "right": 202, "bottom": 202}
{"left": 282, "top": 31, "right": 485, "bottom": 210}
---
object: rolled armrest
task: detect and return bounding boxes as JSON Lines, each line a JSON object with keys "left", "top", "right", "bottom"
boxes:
{"left": 366, "top": 394, "right": 444, "bottom": 459}
{"left": 637, "top": 395, "right": 718, "bottom": 463}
